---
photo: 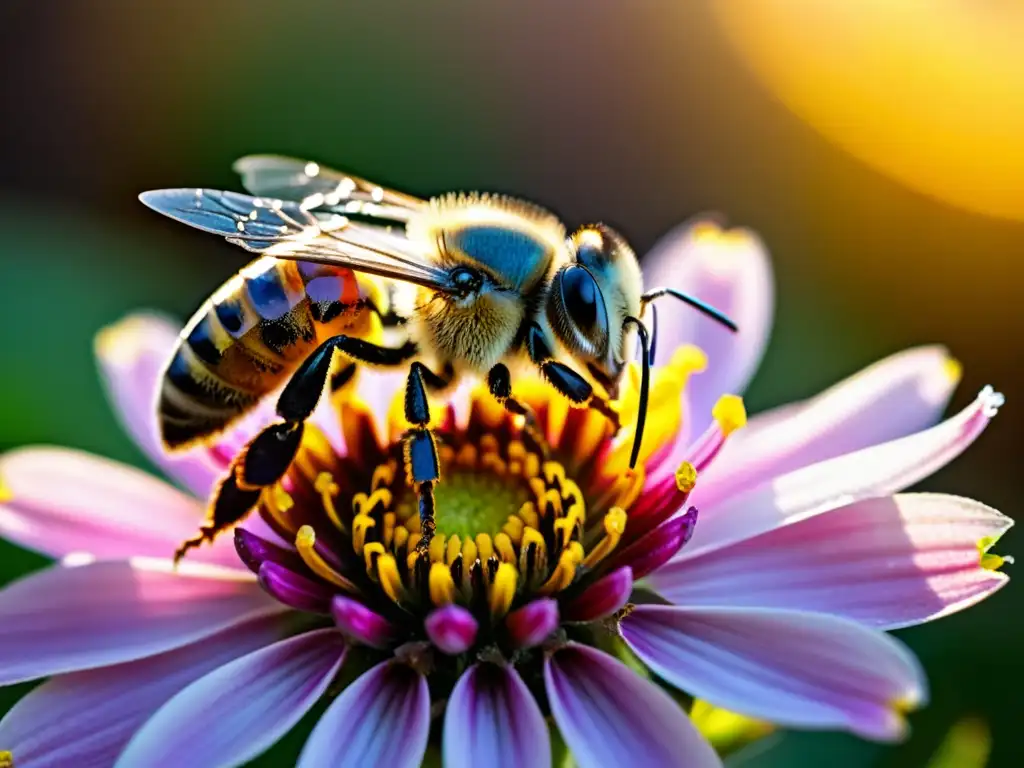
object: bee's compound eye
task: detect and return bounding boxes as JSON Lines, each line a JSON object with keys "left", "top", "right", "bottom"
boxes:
{"left": 450, "top": 267, "right": 482, "bottom": 293}
{"left": 559, "top": 265, "right": 609, "bottom": 351}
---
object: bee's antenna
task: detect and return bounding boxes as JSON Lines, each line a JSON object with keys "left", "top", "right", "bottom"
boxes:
{"left": 640, "top": 288, "right": 738, "bottom": 333}
{"left": 623, "top": 316, "right": 651, "bottom": 471}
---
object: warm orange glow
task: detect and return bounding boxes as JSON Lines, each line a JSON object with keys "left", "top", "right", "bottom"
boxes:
{"left": 713, "top": 0, "right": 1024, "bottom": 220}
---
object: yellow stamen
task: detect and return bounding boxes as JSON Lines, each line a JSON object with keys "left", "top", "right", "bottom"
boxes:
{"left": 543, "top": 461, "right": 566, "bottom": 487}
{"left": 0, "top": 474, "right": 11, "bottom": 503}
{"left": 538, "top": 541, "right": 584, "bottom": 595}
{"left": 541, "top": 489, "right": 564, "bottom": 517}
{"left": 461, "top": 537, "right": 478, "bottom": 566}
{"left": 502, "top": 515, "right": 525, "bottom": 544}
{"left": 521, "top": 526, "right": 547, "bottom": 557}
{"left": 554, "top": 506, "right": 582, "bottom": 548}
{"left": 393, "top": 525, "right": 409, "bottom": 553}
{"left": 675, "top": 461, "right": 698, "bottom": 493}
{"left": 494, "top": 532, "right": 517, "bottom": 563}
{"left": 371, "top": 462, "right": 395, "bottom": 491}
{"left": 943, "top": 356, "right": 964, "bottom": 384}
{"left": 456, "top": 444, "right": 477, "bottom": 467}
{"left": 1, "top": 749, "right": 13, "bottom": 768}
{"left": 480, "top": 452, "right": 508, "bottom": 476}
{"left": 295, "top": 525, "right": 358, "bottom": 593}
{"left": 489, "top": 562, "right": 518, "bottom": 619}
{"left": 375, "top": 553, "right": 404, "bottom": 603}
{"left": 352, "top": 513, "right": 376, "bottom": 554}
{"left": 259, "top": 484, "right": 295, "bottom": 534}
{"left": 476, "top": 533, "right": 494, "bottom": 562}
{"left": 429, "top": 533, "right": 447, "bottom": 563}
{"left": 523, "top": 452, "right": 541, "bottom": 480}
{"left": 314, "top": 472, "right": 345, "bottom": 532}
{"left": 430, "top": 562, "right": 456, "bottom": 605}
{"left": 382, "top": 512, "right": 396, "bottom": 548}
{"left": 712, "top": 394, "right": 747, "bottom": 436}
{"left": 978, "top": 535, "right": 1013, "bottom": 571}
{"left": 517, "top": 501, "right": 540, "bottom": 529}
{"left": 363, "top": 541, "right": 384, "bottom": 572}
{"left": 446, "top": 535, "right": 462, "bottom": 565}
{"left": 582, "top": 507, "right": 628, "bottom": 568}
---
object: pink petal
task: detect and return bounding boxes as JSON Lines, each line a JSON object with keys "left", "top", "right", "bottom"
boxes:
{"left": 444, "top": 663, "right": 551, "bottom": 768}
{"left": 681, "top": 386, "right": 1003, "bottom": 559}
{"left": 504, "top": 599, "right": 559, "bottom": 649}
{"left": 94, "top": 313, "right": 222, "bottom": 498}
{"left": 562, "top": 567, "right": 634, "bottom": 623}
{"left": 117, "top": 629, "right": 345, "bottom": 767}
{"left": 697, "top": 346, "right": 961, "bottom": 507}
{"left": 0, "top": 559, "right": 281, "bottom": 684}
{"left": 298, "top": 661, "right": 430, "bottom": 768}
{"left": 333, "top": 595, "right": 398, "bottom": 649}
{"left": 425, "top": 604, "right": 478, "bottom": 655}
{"left": 0, "top": 447, "right": 241, "bottom": 569}
{"left": 642, "top": 218, "right": 773, "bottom": 436}
{"left": 544, "top": 643, "right": 721, "bottom": 768}
{"left": 621, "top": 605, "right": 927, "bottom": 741}
{"left": 0, "top": 614, "right": 290, "bottom": 768}
{"left": 649, "top": 494, "right": 1011, "bottom": 629}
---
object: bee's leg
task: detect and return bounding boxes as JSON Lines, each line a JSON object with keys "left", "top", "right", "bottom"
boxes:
{"left": 401, "top": 362, "right": 451, "bottom": 551}
{"left": 486, "top": 363, "right": 550, "bottom": 457}
{"left": 525, "top": 324, "right": 620, "bottom": 430}
{"left": 176, "top": 335, "right": 416, "bottom": 564}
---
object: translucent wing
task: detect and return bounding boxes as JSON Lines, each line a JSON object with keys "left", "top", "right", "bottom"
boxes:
{"left": 139, "top": 188, "right": 449, "bottom": 290}
{"left": 233, "top": 155, "right": 424, "bottom": 222}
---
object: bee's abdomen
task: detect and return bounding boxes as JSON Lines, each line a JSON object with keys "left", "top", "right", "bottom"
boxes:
{"left": 159, "top": 257, "right": 381, "bottom": 451}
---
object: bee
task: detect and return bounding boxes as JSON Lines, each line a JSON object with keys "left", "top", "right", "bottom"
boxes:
{"left": 140, "top": 155, "right": 736, "bottom": 561}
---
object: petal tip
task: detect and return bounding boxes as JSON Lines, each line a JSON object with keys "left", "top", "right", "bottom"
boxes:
{"left": 94, "top": 312, "right": 175, "bottom": 367}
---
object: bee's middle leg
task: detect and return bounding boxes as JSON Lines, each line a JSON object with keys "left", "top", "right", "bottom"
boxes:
{"left": 401, "top": 362, "right": 452, "bottom": 551}
{"left": 176, "top": 335, "right": 417, "bottom": 564}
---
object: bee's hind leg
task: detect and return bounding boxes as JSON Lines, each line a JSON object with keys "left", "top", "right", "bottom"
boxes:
{"left": 401, "top": 362, "right": 451, "bottom": 552}
{"left": 175, "top": 334, "right": 416, "bottom": 565}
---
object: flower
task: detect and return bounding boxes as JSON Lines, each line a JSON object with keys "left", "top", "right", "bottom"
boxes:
{"left": 0, "top": 219, "right": 1011, "bottom": 767}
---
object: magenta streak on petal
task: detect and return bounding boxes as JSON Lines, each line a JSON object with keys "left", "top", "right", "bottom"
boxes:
{"left": 0, "top": 560, "right": 282, "bottom": 685}
{"left": 621, "top": 605, "right": 926, "bottom": 741}
{"left": 258, "top": 562, "right": 333, "bottom": 614}
{"left": 0, "top": 613, "right": 290, "bottom": 768}
{"left": 424, "top": 604, "right": 478, "bottom": 655}
{"left": 443, "top": 663, "right": 551, "bottom": 768}
{"left": 544, "top": 643, "right": 721, "bottom": 768}
{"left": 625, "top": 474, "right": 693, "bottom": 547}
{"left": 679, "top": 387, "right": 1004, "bottom": 562}
{"left": 117, "top": 629, "right": 346, "bottom": 768}
{"left": 504, "top": 599, "right": 559, "bottom": 649}
{"left": 685, "top": 421, "right": 728, "bottom": 473}
{"left": 604, "top": 509, "right": 698, "bottom": 580}
{"left": 297, "top": 661, "right": 430, "bottom": 768}
{"left": 649, "top": 494, "right": 1011, "bottom": 630}
{"left": 333, "top": 596, "right": 398, "bottom": 649}
{"left": 562, "top": 567, "right": 634, "bottom": 623}
{"left": 235, "top": 527, "right": 305, "bottom": 574}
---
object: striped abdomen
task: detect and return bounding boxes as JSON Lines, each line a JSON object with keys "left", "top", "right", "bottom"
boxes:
{"left": 160, "top": 256, "right": 385, "bottom": 450}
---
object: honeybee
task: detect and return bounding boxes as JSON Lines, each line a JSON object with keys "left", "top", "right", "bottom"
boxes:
{"left": 141, "top": 156, "right": 736, "bottom": 561}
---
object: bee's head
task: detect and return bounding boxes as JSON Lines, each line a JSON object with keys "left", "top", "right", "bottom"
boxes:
{"left": 547, "top": 224, "right": 644, "bottom": 398}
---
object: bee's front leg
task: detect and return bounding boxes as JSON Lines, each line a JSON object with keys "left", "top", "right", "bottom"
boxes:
{"left": 524, "top": 324, "right": 619, "bottom": 430}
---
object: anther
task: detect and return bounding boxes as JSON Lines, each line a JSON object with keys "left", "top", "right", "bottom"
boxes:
{"left": 315, "top": 472, "right": 346, "bottom": 532}
{"left": 675, "top": 462, "right": 697, "bottom": 493}
{"left": 489, "top": 562, "right": 519, "bottom": 619}
{"left": 582, "top": 507, "right": 627, "bottom": 568}
{"left": 295, "top": 525, "right": 360, "bottom": 593}
{"left": 429, "top": 562, "right": 456, "bottom": 605}
{"left": 538, "top": 542, "right": 584, "bottom": 595}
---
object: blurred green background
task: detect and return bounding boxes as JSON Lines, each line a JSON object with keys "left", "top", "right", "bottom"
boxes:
{"left": 0, "top": 1, "right": 1021, "bottom": 765}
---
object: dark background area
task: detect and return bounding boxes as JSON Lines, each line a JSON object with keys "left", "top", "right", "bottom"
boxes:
{"left": 0, "top": 2, "right": 1021, "bottom": 765}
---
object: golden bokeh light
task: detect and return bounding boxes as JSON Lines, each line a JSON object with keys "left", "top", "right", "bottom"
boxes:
{"left": 713, "top": 0, "right": 1024, "bottom": 220}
